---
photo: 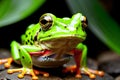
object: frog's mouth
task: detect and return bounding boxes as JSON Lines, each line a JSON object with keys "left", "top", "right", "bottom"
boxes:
{"left": 39, "top": 34, "right": 86, "bottom": 50}
{"left": 39, "top": 34, "right": 86, "bottom": 42}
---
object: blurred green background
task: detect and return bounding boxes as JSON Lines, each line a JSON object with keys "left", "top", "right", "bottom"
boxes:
{"left": 0, "top": 0, "right": 120, "bottom": 58}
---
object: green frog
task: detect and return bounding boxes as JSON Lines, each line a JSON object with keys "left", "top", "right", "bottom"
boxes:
{"left": 0, "top": 13, "right": 104, "bottom": 80}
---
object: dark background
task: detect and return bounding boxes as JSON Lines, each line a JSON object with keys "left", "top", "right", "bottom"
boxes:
{"left": 0, "top": 0, "right": 119, "bottom": 58}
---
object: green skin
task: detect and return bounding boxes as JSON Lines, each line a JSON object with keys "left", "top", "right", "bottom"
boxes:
{"left": 9, "top": 13, "right": 103, "bottom": 79}
{"left": 11, "top": 13, "right": 87, "bottom": 68}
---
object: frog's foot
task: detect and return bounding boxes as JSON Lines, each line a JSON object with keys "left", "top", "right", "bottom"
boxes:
{"left": 63, "top": 65, "right": 104, "bottom": 79}
{"left": 7, "top": 68, "right": 38, "bottom": 80}
{"left": 80, "top": 67, "right": 104, "bottom": 79}
{"left": 0, "top": 58, "right": 13, "bottom": 68}
{"left": 63, "top": 65, "right": 82, "bottom": 78}
{"left": 34, "top": 69, "right": 49, "bottom": 77}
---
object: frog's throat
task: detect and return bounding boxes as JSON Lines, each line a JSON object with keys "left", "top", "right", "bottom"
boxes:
{"left": 37, "top": 36, "right": 85, "bottom": 60}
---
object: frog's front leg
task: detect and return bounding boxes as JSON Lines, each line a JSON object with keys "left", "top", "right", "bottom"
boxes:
{"left": 64, "top": 43, "right": 104, "bottom": 79}
{"left": 7, "top": 41, "right": 40, "bottom": 80}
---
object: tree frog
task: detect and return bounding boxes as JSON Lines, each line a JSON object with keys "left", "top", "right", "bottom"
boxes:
{"left": 0, "top": 13, "right": 104, "bottom": 80}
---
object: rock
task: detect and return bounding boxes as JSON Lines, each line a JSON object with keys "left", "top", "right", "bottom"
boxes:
{"left": 97, "top": 51, "right": 120, "bottom": 63}
{"left": 0, "top": 49, "right": 11, "bottom": 58}
{"left": 115, "top": 75, "right": 120, "bottom": 80}
{"left": 0, "top": 49, "right": 11, "bottom": 71}
{"left": 0, "top": 49, "right": 114, "bottom": 80}
{"left": 97, "top": 51, "right": 120, "bottom": 78}
{"left": 0, "top": 70, "right": 32, "bottom": 80}
{"left": 99, "top": 59, "right": 120, "bottom": 77}
{"left": 0, "top": 70, "right": 114, "bottom": 80}
{"left": 64, "top": 73, "right": 114, "bottom": 80}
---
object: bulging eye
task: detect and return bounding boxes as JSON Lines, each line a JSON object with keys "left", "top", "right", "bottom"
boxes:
{"left": 81, "top": 16, "right": 88, "bottom": 29}
{"left": 39, "top": 14, "right": 53, "bottom": 31}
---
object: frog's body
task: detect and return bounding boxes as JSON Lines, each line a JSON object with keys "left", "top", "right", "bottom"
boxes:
{"left": 0, "top": 13, "right": 104, "bottom": 80}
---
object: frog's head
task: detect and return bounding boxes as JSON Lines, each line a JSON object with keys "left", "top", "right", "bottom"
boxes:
{"left": 38, "top": 13, "right": 87, "bottom": 43}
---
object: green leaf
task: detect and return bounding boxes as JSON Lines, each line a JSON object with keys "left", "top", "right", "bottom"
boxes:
{"left": 66, "top": 0, "right": 120, "bottom": 54}
{"left": 0, "top": 0, "right": 46, "bottom": 27}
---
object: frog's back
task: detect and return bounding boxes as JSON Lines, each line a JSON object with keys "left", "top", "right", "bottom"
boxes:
{"left": 21, "top": 23, "right": 40, "bottom": 45}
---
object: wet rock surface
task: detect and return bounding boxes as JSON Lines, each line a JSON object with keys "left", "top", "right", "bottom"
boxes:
{"left": 97, "top": 51, "right": 120, "bottom": 79}
{"left": 99, "top": 58, "right": 120, "bottom": 79}
{"left": 99, "top": 59, "right": 120, "bottom": 75}
{"left": 0, "top": 49, "right": 116, "bottom": 80}
{"left": 0, "top": 70, "right": 114, "bottom": 80}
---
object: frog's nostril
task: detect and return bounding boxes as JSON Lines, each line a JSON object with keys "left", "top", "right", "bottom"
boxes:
{"left": 64, "top": 26, "right": 67, "bottom": 28}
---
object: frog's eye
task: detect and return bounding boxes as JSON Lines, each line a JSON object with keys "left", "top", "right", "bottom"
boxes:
{"left": 81, "top": 16, "right": 88, "bottom": 29}
{"left": 39, "top": 14, "right": 53, "bottom": 31}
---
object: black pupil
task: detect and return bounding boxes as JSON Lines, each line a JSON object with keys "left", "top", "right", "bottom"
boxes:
{"left": 41, "top": 19, "right": 48, "bottom": 25}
